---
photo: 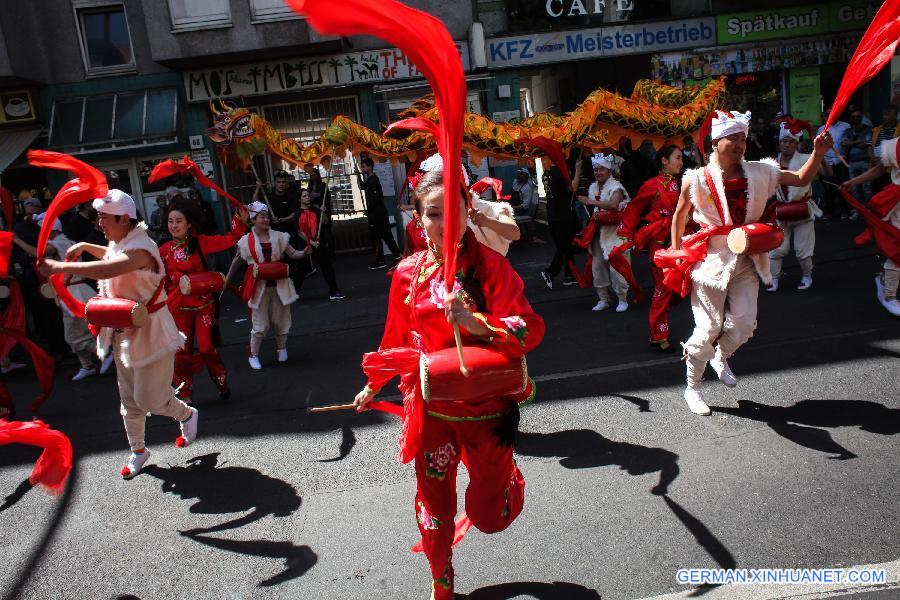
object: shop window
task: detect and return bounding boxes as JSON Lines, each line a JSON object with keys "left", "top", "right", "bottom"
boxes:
{"left": 167, "top": 0, "right": 232, "bottom": 30}
{"left": 249, "top": 0, "right": 298, "bottom": 22}
{"left": 49, "top": 89, "right": 179, "bottom": 152}
{"left": 75, "top": 3, "right": 135, "bottom": 75}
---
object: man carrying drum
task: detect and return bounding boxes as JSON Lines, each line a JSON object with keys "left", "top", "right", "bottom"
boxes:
{"left": 666, "top": 111, "right": 832, "bottom": 416}
{"left": 39, "top": 189, "right": 198, "bottom": 479}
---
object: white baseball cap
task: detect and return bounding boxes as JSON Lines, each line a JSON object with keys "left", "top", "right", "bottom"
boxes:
{"left": 92, "top": 189, "right": 137, "bottom": 219}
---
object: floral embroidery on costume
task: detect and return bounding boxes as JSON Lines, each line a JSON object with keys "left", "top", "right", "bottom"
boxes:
{"left": 500, "top": 315, "right": 529, "bottom": 345}
{"left": 434, "top": 564, "right": 453, "bottom": 591}
{"left": 424, "top": 441, "right": 456, "bottom": 480}
{"left": 172, "top": 245, "right": 189, "bottom": 262}
{"left": 417, "top": 500, "right": 443, "bottom": 530}
{"left": 200, "top": 313, "right": 213, "bottom": 328}
{"left": 428, "top": 276, "right": 463, "bottom": 309}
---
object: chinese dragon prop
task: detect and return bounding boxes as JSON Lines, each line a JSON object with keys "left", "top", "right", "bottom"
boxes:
{"left": 206, "top": 77, "right": 727, "bottom": 170}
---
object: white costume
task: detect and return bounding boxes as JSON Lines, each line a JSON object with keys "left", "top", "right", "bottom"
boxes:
{"left": 877, "top": 137, "right": 900, "bottom": 306}
{"left": 470, "top": 196, "right": 514, "bottom": 256}
{"left": 588, "top": 153, "right": 631, "bottom": 305}
{"left": 47, "top": 233, "right": 97, "bottom": 370}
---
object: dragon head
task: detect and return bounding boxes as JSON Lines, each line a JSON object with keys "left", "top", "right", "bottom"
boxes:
{"left": 206, "top": 99, "right": 268, "bottom": 169}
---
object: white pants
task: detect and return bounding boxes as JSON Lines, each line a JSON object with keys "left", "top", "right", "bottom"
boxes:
{"left": 591, "top": 235, "right": 629, "bottom": 302}
{"left": 684, "top": 257, "right": 759, "bottom": 386}
{"left": 63, "top": 312, "right": 96, "bottom": 369}
{"left": 116, "top": 346, "right": 191, "bottom": 451}
{"left": 250, "top": 286, "right": 292, "bottom": 356}
{"left": 770, "top": 219, "right": 815, "bottom": 279}
{"left": 884, "top": 259, "right": 899, "bottom": 301}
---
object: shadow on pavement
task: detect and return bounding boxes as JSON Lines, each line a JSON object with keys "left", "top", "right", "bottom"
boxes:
{"left": 318, "top": 425, "right": 356, "bottom": 462}
{"left": 180, "top": 532, "right": 318, "bottom": 587}
{"left": 0, "top": 478, "right": 34, "bottom": 512}
{"left": 713, "top": 399, "right": 900, "bottom": 460}
{"left": 458, "top": 580, "right": 602, "bottom": 599}
{"left": 142, "top": 452, "right": 301, "bottom": 535}
{"left": 516, "top": 429, "right": 679, "bottom": 496}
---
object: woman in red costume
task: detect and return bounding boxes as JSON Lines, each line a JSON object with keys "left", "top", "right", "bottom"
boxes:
{"left": 159, "top": 200, "right": 248, "bottom": 402}
{"left": 617, "top": 145, "right": 684, "bottom": 351}
{"left": 354, "top": 168, "right": 545, "bottom": 600}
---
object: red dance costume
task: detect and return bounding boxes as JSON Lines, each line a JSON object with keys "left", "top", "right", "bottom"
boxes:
{"left": 365, "top": 231, "right": 544, "bottom": 599}
{"left": 160, "top": 215, "right": 246, "bottom": 401}
{"left": 617, "top": 173, "right": 681, "bottom": 342}
{"left": 405, "top": 217, "right": 428, "bottom": 255}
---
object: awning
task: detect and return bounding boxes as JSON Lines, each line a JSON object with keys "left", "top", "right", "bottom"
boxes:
{"left": 0, "top": 128, "right": 40, "bottom": 174}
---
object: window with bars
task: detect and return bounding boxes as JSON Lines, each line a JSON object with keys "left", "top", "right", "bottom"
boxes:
{"left": 49, "top": 89, "right": 179, "bottom": 152}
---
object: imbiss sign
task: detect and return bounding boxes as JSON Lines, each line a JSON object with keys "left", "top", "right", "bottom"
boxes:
{"left": 184, "top": 43, "right": 471, "bottom": 102}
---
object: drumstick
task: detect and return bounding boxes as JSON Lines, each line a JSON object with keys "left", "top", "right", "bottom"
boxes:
{"left": 452, "top": 322, "right": 470, "bottom": 377}
{"left": 309, "top": 402, "right": 358, "bottom": 413}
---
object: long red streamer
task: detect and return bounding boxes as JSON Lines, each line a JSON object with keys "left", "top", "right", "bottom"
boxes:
{"left": 286, "top": 0, "right": 466, "bottom": 291}
{"left": 0, "top": 186, "right": 13, "bottom": 231}
{"left": 515, "top": 136, "right": 572, "bottom": 191}
{"left": 149, "top": 155, "right": 245, "bottom": 211}
{"left": 0, "top": 420, "right": 73, "bottom": 494}
{"left": 825, "top": 0, "right": 900, "bottom": 129}
{"left": 469, "top": 177, "right": 511, "bottom": 201}
{"left": 0, "top": 327, "right": 56, "bottom": 412}
{"left": 0, "top": 231, "right": 12, "bottom": 277}
{"left": 838, "top": 187, "right": 900, "bottom": 264}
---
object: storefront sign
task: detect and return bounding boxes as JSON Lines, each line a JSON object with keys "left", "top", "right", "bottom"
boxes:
{"left": 0, "top": 90, "right": 36, "bottom": 125}
{"left": 486, "top": 17, "right": 715, "bottom": 68}
{"left": 788, "top": 67, "right": 822, "bottom": 125}
{"left": 544, "top": 0, "right": 633, "bottom": 18}
{"left": 717, "top": 0, "right": 881, "bottom": 44}
{"left": 184, "top": 43, "right": 471, "bottom": 102}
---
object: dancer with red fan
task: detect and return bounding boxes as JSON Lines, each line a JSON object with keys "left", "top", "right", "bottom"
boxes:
{"left": 615, "top": 145, "right": 684, "bottom": 350}
{"left": 662, "top": 111, "right": 832, "bottom": 416}
{"left": 160, "top": 200, "right": 248, "bottom": 403}
{"left": 766, "top": 122, "right": 832, "bottom": 292}
{"left": 39, "top": 190, "right": 197, "bottom": 478}
{"left": 354, "top": 169, "right": 544, "bottom": 600}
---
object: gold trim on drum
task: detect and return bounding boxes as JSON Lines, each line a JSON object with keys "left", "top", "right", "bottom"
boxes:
{"left": 520, "top": 356, "right": 528, "bottom": 393}
{"left": 130, "top": 302, "right": 149, "bottom": 327}
{"left": 178, "top": 274, "right": 192, "bottom": 296}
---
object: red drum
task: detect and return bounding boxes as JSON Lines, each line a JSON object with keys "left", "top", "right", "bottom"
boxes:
{"left": 84, "top": 297, "right": 149, "bottom": 329}
{"left": 420, "top": 346, "right": 528, "bottom": 403}
{"left": 727, "top": 223, "right": 785, "bottom": 255}
{"left": 595, "top": 210, "right": 622, "bottom": 225}
{"left": 776, "top": 201, "right": 810, "bottom": 221}
{"left": 179, "top": 272, "right": 225, "bottom": 296}
{"left": 253, "top": 262, "right": 289, "bottom": 281}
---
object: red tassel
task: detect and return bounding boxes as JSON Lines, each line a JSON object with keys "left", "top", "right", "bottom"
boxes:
{"left": 175, "top": 436, "right": 187, "bottom": 448}
{"left": 696, "top": 110, "right": 716, "bottom": 159}
{"left": 469, "top": 177, "right": 511, "bottom": 201}
{"left": 384, "top": 118, "right": 440, "bottom": 140}
{"left": 774, "top": 117, "right": 814, "bottom": 141}
{"left": 150, "top": 156, "right": 245, "bottom": 211}
{"left": 0, "top": 420, "right": 73, "bottom": 495}
{"left": 825, "top": 1, "right": 900, "bottom": 130}
{"left": 514, "top": 136, "right": 572, "bottom": 191}
{"left": 286, "top": 0, "right": 466, "bottom": 292}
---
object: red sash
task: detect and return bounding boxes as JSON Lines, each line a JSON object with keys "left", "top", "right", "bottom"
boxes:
{"left": 240, "top": 231, "right": 262, "bottom": 304}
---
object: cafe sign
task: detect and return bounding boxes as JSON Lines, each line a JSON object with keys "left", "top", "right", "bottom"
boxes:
{"left": 184, "top": 43, "right": 471, "bottom": 102}
{"left": 545, "top": 0, "right": 634, "bottom": 17}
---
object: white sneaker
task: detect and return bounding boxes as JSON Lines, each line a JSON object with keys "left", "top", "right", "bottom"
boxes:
{"left": 248, "top": 356, "right": 262, "bottom": 370}
{"left": 765, "top": 277, "right": 779, "bottom": 292}
{"left": 710, "top": 355, "right": 738, "bottom": 387}
{"left": 683, "top": 387, "right": 711, "bottom": 416}
{"left": 883, "top": 298, "right": 900, "bottom": 317}
{"left": 71, "top": 367, "right": 97, "bottom": 382}
{"left": 277, "top": 348, "right": 288, "bottom": 363}
{"left": 797, "top": 276, "right": 813, "bottom": 290}
{"left": 121, "top": 449, "right": 151, "bottom": 479}
{"left": 0, "top": 361, "right": 27, "bottom": 374}
{"left": 615, "top": 300, "right": 629, "bottom": 313}
{"left": 99, "top": 354, "right": 114, "bottom": 375}
{"left": 176, "top": 408, "right": 199, "bottom": 448}
{"left": 875, "top": 275, "right": 886, "bottom": 301}
{"left": 591, "top": 300, "right": 610, "bottom": 312}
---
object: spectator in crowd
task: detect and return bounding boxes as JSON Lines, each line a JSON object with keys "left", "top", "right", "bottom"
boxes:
{"left": 295, "top": 188, "right": 345, "bottom": 300}
{"left": 148, "top": 195, "right": 168, "bottom": 243}
{"left": 745, "top": 115, "right": 777, "bottom": 161}
{"left": 817, "top": 107, "right": 851, "bottom": 219}
{"left": 360, "top": 156, "right": 400, "bottom": 270}
{"left": 255, "top": 170, "right": 300, "bottom": 242}
{"left": 11, "top": 198, "right": 68, "bottom": 358}
{"left": 871, "top": 104, "right": 899, "bottom": 195}
{"left": 681, "top": 135, "right": 701, "bottom": 171}
{"left": 187, "top": 188, "right": 217, "bottom": 235}
{"left": 510, "top": 168, "right": 536, "bottom": 217}
{"left": 540, "top": 156, "right": 578, "bottom": 290}
{"left": 842, "top": 108, "right": 874, "bottom": 212}
{"left": 617, "top": 138, "right": 651, "bottom": 198}
{"left": 847, "top": 103, "right": 873, "bottom": 127}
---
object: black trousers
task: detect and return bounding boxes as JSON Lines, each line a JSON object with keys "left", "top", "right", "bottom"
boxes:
{"left": 293, "top": 244, "right": 340, "bottom": 295}
{"left": 546, "top": 219, "right": 576, "bottom": 279}
{"left": 820, "top": 163, "right": 849, "bottom": 217}
{"left": 368, "top": 213, "right": 400, "bottom": 263}
{"left": 21, "top": 284, "right": 68, "bottom": 356}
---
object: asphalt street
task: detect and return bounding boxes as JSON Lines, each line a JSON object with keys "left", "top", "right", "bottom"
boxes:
{"left": 1, "top": 219, "right": 898, "bottom": 600}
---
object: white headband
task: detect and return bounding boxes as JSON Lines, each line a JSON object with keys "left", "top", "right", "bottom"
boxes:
{"left": 248, "top": 201, "right": 268, "bottom": 219}
{"left": 418, "top": 153, "right": 470, "bottom": 186}
{"left": 711, "top": 110, "right": 752, "bottom": 141}
{"left": 591, "top": 153, "right": 614, "bottom": 170}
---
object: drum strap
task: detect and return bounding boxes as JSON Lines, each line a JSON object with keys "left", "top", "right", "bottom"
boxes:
{"left": 248, "top": 230, "right": 260, "bottom": 265}
{"left": 703, "top": 167, "right": 727, "bottom": 225}
{"left": 146, "top": 279, "right": 166, "bottom": 314}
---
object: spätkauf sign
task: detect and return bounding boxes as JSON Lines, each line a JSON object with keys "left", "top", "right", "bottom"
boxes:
{"left": 183, "top": 43, "right": 471, "bottom": 102}
{"left": 717, "top": 0, "right": 882, "bottom": 44}
{"left": 486, "top": 17, "right": 715, "bottom": 69}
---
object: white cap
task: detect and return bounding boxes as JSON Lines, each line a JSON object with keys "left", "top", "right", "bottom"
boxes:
{"left": 248, "top": 201, "right": 268, "bottom": 219}
{"left": 92, "top": 189, "right": 137, "bottom": 219}
{"left": 711, "top": 110, "right": 752, "bottom": 141}
{"left": 418, "top": 153, "right": 470, "bottom": 186}
{"left": 35, "top": 212, "right": 61, "bottom": 231}
{"left": 591, "top": 153, "right": 615, "bottom": 170}
{"left": 779, "top": 123, "right": 802, "bottom": 141}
